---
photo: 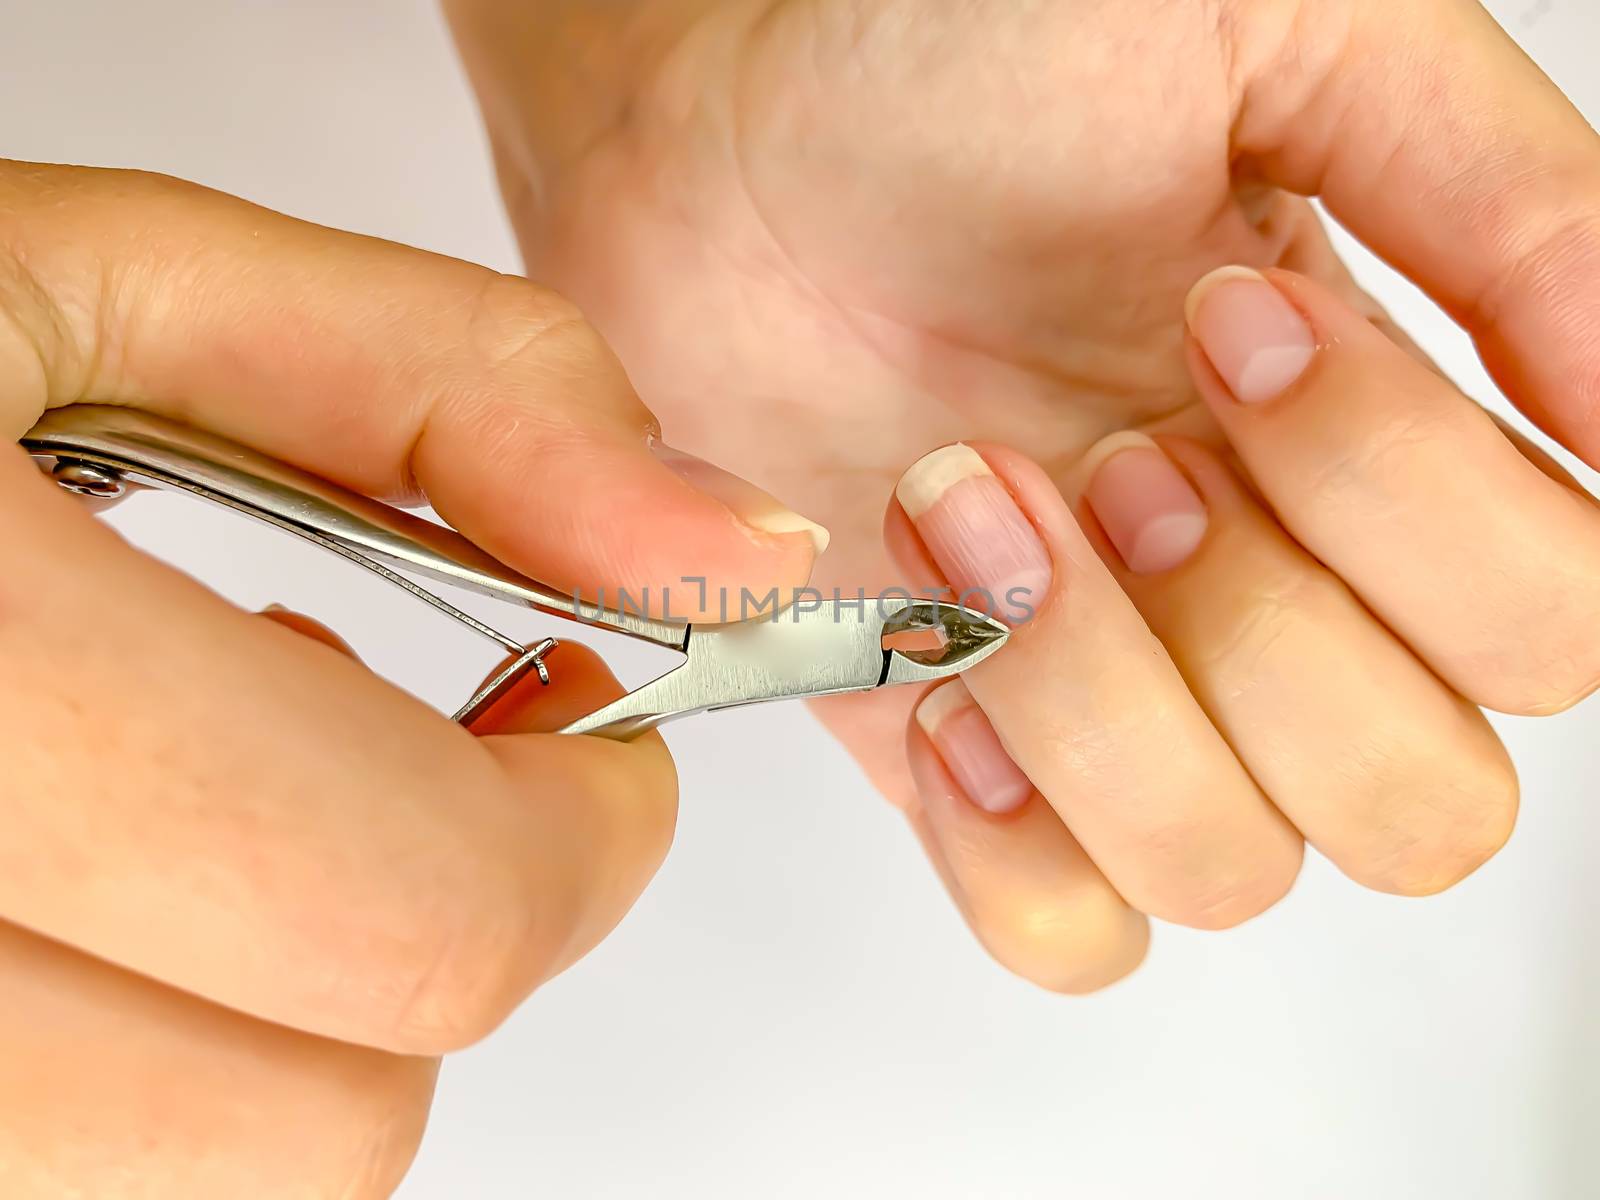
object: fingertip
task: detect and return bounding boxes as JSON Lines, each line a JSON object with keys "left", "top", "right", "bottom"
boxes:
{"left": 1183, "top": 266, "right": 1320, "bottom": 406}
{"left": 912, "top": 680, "right": 1034, "bottom": 817}
{"left": 1183, "top": 264, "right": 1271, "bottom": 330}
{"left": 1061, "top": 430, "right": 1160, "bottom": 505}
{"left": 1077, "top": 432, "right": 1210, "bottom": 577}
{"left": 431, "top": 437, "right": 821, "bottom": 623}
{"left": 467, "top": 640, "right": 622, "bottom": 736}
{"left": 905, "top": 722, "right": 1151, "bottom": 995}
{"left": 888, "top": 442, "right": 1060, "bottom": 624}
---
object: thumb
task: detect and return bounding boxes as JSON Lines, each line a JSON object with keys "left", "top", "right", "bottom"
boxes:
{"left": 0, "top": 160, "right": 824, "bottom": 618}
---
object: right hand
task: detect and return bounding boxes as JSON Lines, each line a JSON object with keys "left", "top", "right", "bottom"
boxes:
{"left": 0, "top": 159, "right": 820, "bottom": 1197}
{"left": 451, "top": 0, "right": 1600, "bottom": 990}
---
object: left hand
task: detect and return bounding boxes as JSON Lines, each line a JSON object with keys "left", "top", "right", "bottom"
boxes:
{"left": 448, "top": 0, "right": 1600, "bottom": 990}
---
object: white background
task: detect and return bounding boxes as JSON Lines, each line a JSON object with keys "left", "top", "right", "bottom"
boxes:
{"left": 4, "top": 2, "right": 1598, "bottom": 1197}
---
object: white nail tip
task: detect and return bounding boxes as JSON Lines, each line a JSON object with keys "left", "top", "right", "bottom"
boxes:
{"left": 896, "top": 443, "right": 994, "bottom": 520}
{"left": 915, "top": 680, "right": 974, "bottom": 736}
{"left": 747, "top": 509, "right": 832, "bottom": 555}
{"left": 1068, "top": 430, "right": 1160, "bottom": 501}
{"left": 1184, "top": 265, "right": 1267, "bottom": 328}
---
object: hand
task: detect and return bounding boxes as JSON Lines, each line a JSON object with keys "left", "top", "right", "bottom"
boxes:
{"left": 0, "top": 160, "right": 819, "bottom": 1195}
{"left": 449, "top": 0, "right": 1600, "bottom": 987}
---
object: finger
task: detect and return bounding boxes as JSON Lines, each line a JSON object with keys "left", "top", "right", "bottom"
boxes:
{"left": 905, "top": 686, "right": 1149, "bottom": 992}
{"left": 1489, "top": 411, "right": 1599, "bottom": 495}
{"left": 1076, "top": 431, "right": 1518, "bottom": 895}
{"left": 0, "top": 160, "right": 824, "bottom": 618}
{"left": 464, "top": 640, "right": 679, "bottom": 980}
{"left": 0, "top": 450, "right": 675, "bottom": 1055}
{"left": 0, "top": 919, "right": 434, "bottom": 1198}
{"left": 887, "top": 443, "right": 1303, "bottom": 930}
{"left": 1185, "top": 265, "right": 1600, "bottom": 714}
{"left": 1266, "top": 192, "right": 1441, "bottom": 370}
{"left": 1232, "top": 0, "right": 1600, "bottom": 462}
{"left": 1234, "top": 196, "right": 1593, "bottom": 489}
{"left": 257, "top": 604, "right": 363, "bottom": 660}
{"left": 467, "top": 640, "right": 622, "bottom": 736}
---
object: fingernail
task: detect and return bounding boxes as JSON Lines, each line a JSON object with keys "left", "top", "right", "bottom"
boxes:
{"left": 1186, "top": 266, "right": 1315, "bottom": 404}
{"left": 1081, "top": 433, "right": 1208, "bottom": 574}
{"left": 895, "top": 444, "right": 1051, "bottom": 623}
{"left": 261, "top": 603, "right": 290, "bottom": 615}
{"left": 652, "top": 442, "right": 830, "bottom": 554}
{"left": 916, "top": 681, "right": 1033, "bottom": 815}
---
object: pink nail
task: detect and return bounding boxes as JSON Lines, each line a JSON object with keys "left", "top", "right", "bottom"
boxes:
{"left": 1082, "top": 434, "right": 1208, "bottom": 575}
{"left": 1186, "top": 267, "right": 1315, "bottom": 404}
{"left": 895, "top": 444, "right": 1052, "bottom": 623}
{"left": 916, "top": 681, "right": 1033, "bottom": 815}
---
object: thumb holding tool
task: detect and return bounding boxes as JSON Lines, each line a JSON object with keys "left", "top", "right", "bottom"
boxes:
{"left": 1, "top": 160, "right": 827, "bottom": 618}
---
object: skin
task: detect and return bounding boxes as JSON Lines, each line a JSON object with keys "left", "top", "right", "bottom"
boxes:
{"left": 0, "top": 161, "right": 819, "bottom": 1196}
{"left": 6, "top": 0, "right": 1600, "bottom": 1193}
{"left": 448, "top": 0, "right": 1600, "bottom": 987}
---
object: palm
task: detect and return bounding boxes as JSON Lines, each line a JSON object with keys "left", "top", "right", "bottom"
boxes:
{"left": 469, "top": 0, "right": 1323, "bottom": 792}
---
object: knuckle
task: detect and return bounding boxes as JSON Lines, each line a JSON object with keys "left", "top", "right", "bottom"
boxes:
{"left": 372, "top": 749, "right": 678, "bottom": 1055}
{"left": 119, "top": 165, "right": 210, "bottom": 204}
{"left": 1120, "top": 785, "right": 1304, "bottom": 932}
{"left": 1056, "top": 751, "right": 1305, "bottom": 934}
{"left": 23, "top": 1057, "right": 435, "bottom": 1200}
{"left": 380, "top": 869, "right": 555, "bottom": 1054}
{"left": 1347, "top": 756, "right": 1521, "bottom": 897}
{"left": 371, "top": 742, "right": 678, "bottom": 1049}
{"left": 464, "top": 272, "right": 602, "bottom": 373}
{"left": 447, "top": 272, "right": 652, "bottom": 445}
{"left": 1298, "top": 402, "right": 1456, "bottom": 514}
{"left": 1198, "top": 567, "right": 1327, "bottom": 680}
{"left": 1161, "top": 844, "right": 1303, "bottom": 932}
{"left": 322, "top": 1057, "right": 437, "bottom": 1200}
{"left": 305, "top": 840, "right": 559, "bottom": 1054}
{"left": 1475, "top": 209, "right": 1600, "bottom": 434}
{"left": 1, "top": 950, "right": 436, "bottom": 1200}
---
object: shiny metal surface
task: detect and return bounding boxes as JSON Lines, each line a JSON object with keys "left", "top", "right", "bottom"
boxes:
{"left": 565, "top": 596, "right": 1009, "bottom": 739}
{"left": 51, "top": 458, "right": 127, "bottom": 498}
{"left": 452, "top": 638, "right": 560, "bottom": 726}
{"left": 22, "top": 405, "right": 1011, "bottom": 740}
{"left": 22, "top": 405, "right": 686, "bottom": 650}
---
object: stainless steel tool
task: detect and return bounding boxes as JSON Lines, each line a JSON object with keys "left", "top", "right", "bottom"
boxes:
{"left": 22, "top": 406, "right": 1011, "bottom": 739}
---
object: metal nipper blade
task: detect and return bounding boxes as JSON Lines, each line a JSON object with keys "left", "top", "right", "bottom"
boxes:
{"left": 22, "top": 405, "right": 1012, "bottom": 740}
